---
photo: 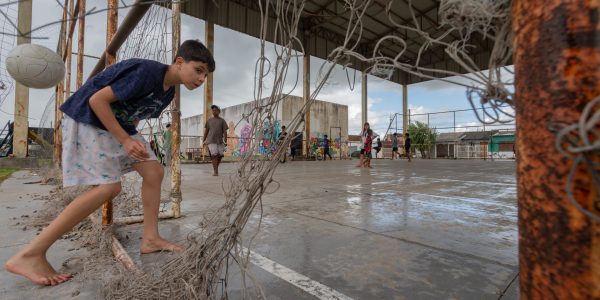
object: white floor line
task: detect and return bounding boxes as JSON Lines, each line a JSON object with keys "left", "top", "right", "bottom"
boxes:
{"left": 407, "top": 176, "right": 516, "bottom": 187}
{"left": 249, "top": 251, "right": 353, "bottom": 300}
{"left": 182, "top": 224, "right": 353, "bottom": 300}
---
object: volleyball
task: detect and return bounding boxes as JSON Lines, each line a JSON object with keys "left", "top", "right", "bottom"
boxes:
{"left": 5, "top": 43, "right": 66, "bottom": 89}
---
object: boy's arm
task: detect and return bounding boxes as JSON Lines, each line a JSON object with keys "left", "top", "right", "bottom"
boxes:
{"left": 89, "top": 86, "right": 149, "bottom": 160}
{"left": 202, "top": 126, "right": 209, "bottom": 144}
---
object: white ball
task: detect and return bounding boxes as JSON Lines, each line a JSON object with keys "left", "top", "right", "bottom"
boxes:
{"left": 5, "top": 44, "right": 66, "bottom": 89}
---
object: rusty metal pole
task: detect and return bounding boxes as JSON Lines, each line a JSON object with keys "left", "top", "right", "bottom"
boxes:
{"left": 170, "top": 0, "right": 182, "bottom": 218}
{"left": 303, "top": 53, "right": 310, "bottom": 157}
{"left": 513, "top": 1, "right": 600, "bottom": 299}
{"left": 203, "top": 1, "right": 215, "bottom": 157}
{"left": 54, "top": 0, "right": 69, "bottom": 165}
{"left": 88, "top": 0, "right": 151, "bottom": 80}
{"left": 101, "top": 0, "right": 118, "bottom": 225}
{"left": 13, "top": 0, "right": 32, "bottom": 158}
{"left": 76, "top": 0, "right": 86, "bottom": 89}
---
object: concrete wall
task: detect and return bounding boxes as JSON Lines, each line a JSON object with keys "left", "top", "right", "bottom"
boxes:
{"left": 178, "top": 95, "right": 349, "bottom": 157}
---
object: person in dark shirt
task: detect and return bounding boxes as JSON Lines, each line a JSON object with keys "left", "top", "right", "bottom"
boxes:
{"left": 5, "top": 40, "right": 215, "bottom": 286}
{"left": 323, "top": 134, "right": 333, "bottom": 160}
{"left": 404, "top": 132, "right": 412, "bottom": 162}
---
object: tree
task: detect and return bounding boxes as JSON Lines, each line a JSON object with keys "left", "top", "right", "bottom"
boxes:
{"left": 407, "top": 121, "right": 436, "bottom": 158}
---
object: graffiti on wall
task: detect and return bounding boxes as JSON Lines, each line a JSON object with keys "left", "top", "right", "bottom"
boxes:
{"left": 223, "top": 120, "right": 348, "bottom": 159}
{"left": 308, "top": 133, "right": 349, "bottom": 159}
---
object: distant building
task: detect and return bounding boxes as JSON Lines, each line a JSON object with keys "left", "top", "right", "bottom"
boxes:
{"left": 180, "top": 95, "right": 349, "bottom": 158}
{"left": 435, "top": 132, "right": 463, "bottom": 158}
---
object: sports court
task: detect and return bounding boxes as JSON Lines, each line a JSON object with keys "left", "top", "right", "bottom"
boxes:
{"left": 1, "top": 159, "right": 518, "bottom": 299}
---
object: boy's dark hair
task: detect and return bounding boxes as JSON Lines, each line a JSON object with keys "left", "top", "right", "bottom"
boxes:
{"left": 405, "top": 133, "right": 410, "bottom": 137}
{"left": 324, "top": 134, "right": 328, "bottom": 137}
{"left": 393, "top": 132, "right": 397, "bottom": 136}
{"left": 166, "top": 123, "right": 171, "bottom": 128}
{"left": 282, "top": 126, "right": 286, "bottom": 129}
{"left": 210, "top": 104, "right": 220, "bottom": 110}
{"left": 176, "top": 40, "right": 216, "bottom": 72}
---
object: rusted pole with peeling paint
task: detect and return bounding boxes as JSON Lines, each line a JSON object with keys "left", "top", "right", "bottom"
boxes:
{"left": 513, "top": 1, "right": 600, "bottom": 298}
{"left": 54, "top": 0, "right": 69, "bottom": 165}
{"left": 170, "top": 0, "right": 182, "bottom": 218}
{"left": 76, "top": 0, "right": 85, "bottom": 89}
{"left": 101, "top": 0, "right": 118, "bottom": 225}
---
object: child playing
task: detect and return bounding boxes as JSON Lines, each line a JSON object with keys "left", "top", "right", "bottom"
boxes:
{"left": 405, "top": 132, "right": 412, "bottom": 162}
{"left": 5, "top": 40, "right": 215, "bottom": 286}
{"left": 356, "top": 122, "right": 370, "bottom": 167}
{"left": 322, "top": 134, "right": 333, "bottom": 160}
{"left": 363, "top": 129, "right": 374, "bottom": 168}
{"left": 391, "top": 133, "right": 400, "bottom": 160}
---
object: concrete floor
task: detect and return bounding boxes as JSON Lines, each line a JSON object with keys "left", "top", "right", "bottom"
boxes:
{"left": 1, "top": 159, "right": 519, "bottom": 299}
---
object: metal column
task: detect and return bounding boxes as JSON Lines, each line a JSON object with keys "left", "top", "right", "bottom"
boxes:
{"left": 101, "top": 0, "right": 118, "bottom": 225}
{"left": 303, "top": 53, "right": 310, "bottom": 156}
{"left": 170, "top": 0, "right": 182, "bottom": 218}
{"left": 402, "top": 84, "right": 408, "bottom": 135}
{"left": 12, "top": 0, "right": 32, "bottom": 158}
{"left": 513, "top": 0, "right": 600, "bottom": 298}
{"left": 361, "top": 71, "right": 367, "bottom": 126}
{"left": 203, "top": 1, "right": 215, "bottom": 150}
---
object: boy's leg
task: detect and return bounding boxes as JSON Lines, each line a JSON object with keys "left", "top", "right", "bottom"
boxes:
{"left": 132, "top": 161, "right": 183, "bottom": 253}
{"left": 5, "top": 183, "right": 121, "bottom": 285}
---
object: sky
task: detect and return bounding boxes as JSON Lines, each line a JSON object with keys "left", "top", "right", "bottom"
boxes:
{"left": 0, "top": 0, "right": 515, "bottom": 136}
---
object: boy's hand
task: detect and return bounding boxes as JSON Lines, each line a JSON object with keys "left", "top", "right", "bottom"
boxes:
{"left": 123, "top": 138, "right": 149, "bottom": 160}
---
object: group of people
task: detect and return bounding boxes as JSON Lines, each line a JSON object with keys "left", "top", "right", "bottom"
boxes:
{"left": 356, "top": 122, "right": 412, "bottom": 168}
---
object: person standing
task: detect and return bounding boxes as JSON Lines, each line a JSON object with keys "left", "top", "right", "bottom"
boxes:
{"left": 278, "top": 125, "right": 288, "bottom": 163}
{"left": 404, "top": 132, "right": 412, "bottom": 162}
{"left": 391, "top": 133, "right": 400, "bottom": 160}
{"left": 356, "top": 122, "right": 370, "bottom": 167}
{"left": 203, "top": 105, "right": 228, "bottom": 176}
{"left": 323, "top": 134, "right": 333, "bottom": 160}
{"left": 374, "top": 137, "right": 382, "bottom": 158}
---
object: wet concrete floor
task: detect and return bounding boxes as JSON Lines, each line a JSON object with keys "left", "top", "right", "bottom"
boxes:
{"left": 1, "top": 159, "right": 519, "bottom": 299}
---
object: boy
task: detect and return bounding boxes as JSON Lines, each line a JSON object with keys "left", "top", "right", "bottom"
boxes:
{"left": 5, "top": 40, "right": 215, "bottom": 286}
{"left": 405, "top": 132, "right": 412, "bottom": 162}
{"left": 374, "top": 137, "right": 382, "bottom": 158}
{"left": 391, "top": 133, "right": 400, "bottom": 160}
{"left": 203, "top": 105, "right": 228, "bottom": 176}
{"left": 322, "top": 134, "right": 332, "bottom": 160}
{"left": 278, "top": 125, "right": 288, "bottom": 163}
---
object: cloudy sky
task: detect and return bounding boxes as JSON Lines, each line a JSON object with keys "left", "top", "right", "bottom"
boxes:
{"left": 0, "top": 0, "right": 514, "bottom": 135}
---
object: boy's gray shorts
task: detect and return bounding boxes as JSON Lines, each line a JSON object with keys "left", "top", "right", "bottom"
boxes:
{"left": 61, "top": 115, "right": 157, "bottom": 187}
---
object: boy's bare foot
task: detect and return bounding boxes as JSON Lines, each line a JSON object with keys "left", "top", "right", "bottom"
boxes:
{"left": 140, "top": 238, "right": 184, "bottom": 254}
{"left": 212, "top": 173, "right": 218, "bottom": 176}
{"left": 5, "top": 253, "right": 72, "bottom": 286}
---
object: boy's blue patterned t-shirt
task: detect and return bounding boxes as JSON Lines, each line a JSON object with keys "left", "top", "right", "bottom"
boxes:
{"left": 60, "top": 58, "right": 175, "bottom": 135}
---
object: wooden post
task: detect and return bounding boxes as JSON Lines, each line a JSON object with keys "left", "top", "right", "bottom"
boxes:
{"left": 513, "top": 0, "right": 600, "bottom": 298}
{"left": 13, "top": 0, "right": 32, "bottom": 158}
{"left": 303, "top": 53, "right": 310, "bottom": 157}
{"left": 76, "top": 0, "right": 86, "bottom": 89}
{"left": 361, "top": 71, "right": 367, "bottom": 127}
{"left": 402, "top": 85, "right": 408, "bottom": 135}
{"left": 54, "top": 0, "right": 69, "bottom": 165}
{"left": 170, "top": 0, "right": 182, "bottom": 218}
{"left": 102, "top": 0, "right": 118, "bottom": 225}
{"left": 203, "top": 1, "right": 215, "bottom": 157}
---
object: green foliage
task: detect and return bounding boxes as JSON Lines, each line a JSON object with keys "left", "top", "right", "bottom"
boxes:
{"left": 407, "top": 121, "right": 437, "bottom": 158}
{"left": 0, "top": 168, "right": 18, "bottom": 184}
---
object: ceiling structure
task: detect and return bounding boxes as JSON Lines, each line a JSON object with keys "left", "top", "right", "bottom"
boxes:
{"left": 173, "top": 0, "right": 499, "bottom": 86}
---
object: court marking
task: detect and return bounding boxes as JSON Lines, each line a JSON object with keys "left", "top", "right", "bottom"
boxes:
{"left": 183, "top": 224, "right": 353, "bottom": 300}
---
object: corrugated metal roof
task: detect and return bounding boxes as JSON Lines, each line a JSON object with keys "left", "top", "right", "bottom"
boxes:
{"left": 460, "top": 131, "right": 492, "bottom": 141}
{"left": 170, "top": 0, "right": 502, "bottom": 85}
{"left": 436, "top": 132, "right": 463, "bottom": 143}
